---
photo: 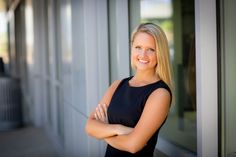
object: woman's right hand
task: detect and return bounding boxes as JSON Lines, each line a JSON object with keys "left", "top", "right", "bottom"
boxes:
{"left": 93, "top": 104, "right": 133, "bottom": 135}
{"left": 94, "top": 104, "right": 108, "bottom": 123}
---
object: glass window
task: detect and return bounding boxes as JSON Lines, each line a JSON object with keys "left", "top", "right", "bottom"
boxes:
{"left": 220, "top": 0, "right": 236, "bottom": 156}
{"left": 54, "top": 0, "right": 62, "bottom": 82}
{"left": 57, "top": 86, "right": 64, "bottom": 143}
{"left": 47, "top": 80, "right": 52, "bottom": 126}
{"left": 130, "top": 0, "right": 196, "bottom": 154}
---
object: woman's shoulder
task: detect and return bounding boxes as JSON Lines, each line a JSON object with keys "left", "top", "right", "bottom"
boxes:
{"left": 110, "top": 80, "right": 121, "bottom": 89}
{"left": 151, "top": 80, "right": 172, "bottom": 105}
{"left": 153, "top": 80, "right": 172, "bottom": 95}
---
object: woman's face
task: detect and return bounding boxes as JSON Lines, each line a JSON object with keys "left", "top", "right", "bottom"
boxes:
{"left": 131, "top": 32, "right": 157, "bottom": 72}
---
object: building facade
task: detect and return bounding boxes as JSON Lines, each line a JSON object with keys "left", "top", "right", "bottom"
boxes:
{"left": 1, "top": 0, "right": 236, "bottom": 156}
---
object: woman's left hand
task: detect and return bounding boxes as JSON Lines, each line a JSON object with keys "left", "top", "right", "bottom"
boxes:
{"left": 94, "top": 104, "right": 108, "bottom": 123}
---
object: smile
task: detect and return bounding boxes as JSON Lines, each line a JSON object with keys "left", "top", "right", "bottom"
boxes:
{"left": 138, "top": 59, "right": 149, "bottom": 64}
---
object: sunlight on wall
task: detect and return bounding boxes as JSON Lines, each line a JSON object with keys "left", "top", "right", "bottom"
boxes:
{"left": 25, "top": 0, "right": 34, "bottom": 65}
{"left": 0, "top": 10, "right": 9, "bottom": 64}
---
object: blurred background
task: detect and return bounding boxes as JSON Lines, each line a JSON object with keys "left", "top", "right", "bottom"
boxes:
{"left": 0, "top": 0, "right": 235, "bottom": 157}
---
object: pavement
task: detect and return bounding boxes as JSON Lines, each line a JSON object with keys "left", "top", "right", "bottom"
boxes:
{"left": 0, "top": 126, "right": 168, "bottom": 157}
{"left": 0, "top": 126, "right": 59, "bottom": 157}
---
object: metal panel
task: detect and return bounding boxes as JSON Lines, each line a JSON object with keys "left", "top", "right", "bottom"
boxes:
{"left": 115, "top": 0, "right": 130, "bottom": 79}
{"left": 83, "top": 0, "right": 110, "bottom": 156}
{"left": 109, "top": 0, "right": 130, "bottom": 82}
{"left": 195, "top": 0, "right": 218, "bottom": 156}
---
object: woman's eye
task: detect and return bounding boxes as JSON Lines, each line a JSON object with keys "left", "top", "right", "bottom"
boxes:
{"left": 149, "top": 48, "right": 155, "bottom": 52}
{"left": 147, "top": 48, "right": 155, "bottom": 53}
{"left": 135, "top": 46, "right": 141, "bottom": 50}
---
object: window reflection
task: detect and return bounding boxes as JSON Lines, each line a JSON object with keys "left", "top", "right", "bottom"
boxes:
{"left": 140, "top": 0, "right": 196, "bottom": 153}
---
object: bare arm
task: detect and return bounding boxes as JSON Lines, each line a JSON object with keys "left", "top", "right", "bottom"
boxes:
{"left": 85, "top": 80, "right": 133, "bottom": 139}
{"left": 86, "top": 111, "right": 119, "bottom": 139}
{"left": 104, "top": 88, "right": 171, "bottom": 153}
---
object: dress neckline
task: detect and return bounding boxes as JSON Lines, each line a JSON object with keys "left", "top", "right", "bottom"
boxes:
{"left": 127, "top": 76, "right": 162, "bottom": 88}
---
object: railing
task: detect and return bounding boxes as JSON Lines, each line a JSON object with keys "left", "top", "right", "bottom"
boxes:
{"left": 0, "top": 77, "right": 22, "bottom": 131}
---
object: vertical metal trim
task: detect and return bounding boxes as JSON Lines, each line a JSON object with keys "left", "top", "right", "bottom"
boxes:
{"left": 216, "top": 0, "right": 224, "bottom": 156}
{"left": 195, "top": 0, "right": 218, "bottom": 156}
{"left": 115, "top": 0, "right": 130, "bottom": 79}
{"left": 83, "top": 0, "right": 110, "bottom": 156}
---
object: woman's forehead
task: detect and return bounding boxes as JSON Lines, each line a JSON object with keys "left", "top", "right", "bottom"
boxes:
{"left": 132, "top": 32, "right": 156, "bottom": 46}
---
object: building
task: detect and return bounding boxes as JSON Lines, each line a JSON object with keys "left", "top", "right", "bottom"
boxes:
{"left": 0, "top": 0, "right": 235, "bottom": 156}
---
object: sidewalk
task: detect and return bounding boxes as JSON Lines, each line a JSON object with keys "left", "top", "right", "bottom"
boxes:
{"left": 0, "top": 126, "right": 59, "bottom": 157}
{"left": 0, "top": 126, "right": 168, "bottom": 157}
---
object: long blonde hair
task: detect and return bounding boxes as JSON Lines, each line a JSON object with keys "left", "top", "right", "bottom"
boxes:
{"left": 131, "top": 23, "right": 173, "bottom": 91}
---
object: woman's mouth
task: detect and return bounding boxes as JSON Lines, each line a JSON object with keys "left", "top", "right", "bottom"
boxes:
{"left": 138, "top": 59, "right": 149, "bottom": 64}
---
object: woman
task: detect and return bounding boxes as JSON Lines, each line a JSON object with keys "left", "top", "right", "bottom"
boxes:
{"left": 85, "top": 23, "right": 173, "bottom": 157}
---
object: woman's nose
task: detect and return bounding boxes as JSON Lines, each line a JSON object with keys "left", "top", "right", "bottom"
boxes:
{"left": 139, "top": 50, "right": 147, "bottom": 56}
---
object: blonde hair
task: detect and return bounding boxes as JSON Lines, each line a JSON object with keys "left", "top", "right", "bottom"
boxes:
{"left": 131, "top": 23, "right": 173, "bottom": 91}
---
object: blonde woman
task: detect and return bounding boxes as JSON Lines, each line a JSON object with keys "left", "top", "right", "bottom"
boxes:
{"left": 86, "top": 23, "right": 173, "bottom": 157}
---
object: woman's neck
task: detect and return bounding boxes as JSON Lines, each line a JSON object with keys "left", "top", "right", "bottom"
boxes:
{"left": 132, "top": 70, "right": 160, "bottom": 84}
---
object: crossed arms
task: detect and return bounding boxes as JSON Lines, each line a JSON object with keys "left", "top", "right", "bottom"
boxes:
{"left": 85, "top": 80, "right": 171, "bottom": 154}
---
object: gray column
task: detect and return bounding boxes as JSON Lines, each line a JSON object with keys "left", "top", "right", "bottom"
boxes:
{"left": 195, "top": 0, "right": 218, "bottom": 156}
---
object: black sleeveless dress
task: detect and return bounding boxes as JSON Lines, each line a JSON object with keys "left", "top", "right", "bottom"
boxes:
{"left": 105, "top": 76, "right": 171, "bottom": 157}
